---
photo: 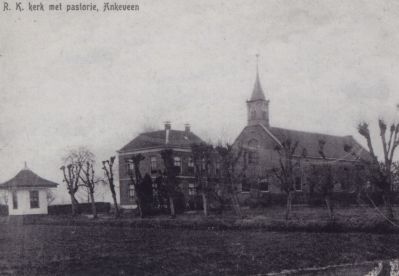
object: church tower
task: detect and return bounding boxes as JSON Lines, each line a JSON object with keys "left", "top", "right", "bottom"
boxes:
{"left": 247, "top": 55, "right": 270, "bottom": 127}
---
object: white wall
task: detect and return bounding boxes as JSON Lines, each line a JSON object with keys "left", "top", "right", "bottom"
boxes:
{"left": 7, "top": 189, "right": 48, "bottom": 215}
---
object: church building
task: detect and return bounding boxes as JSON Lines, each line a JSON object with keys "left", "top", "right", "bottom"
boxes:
{"left": 232, "top": 59, "right": 370, "bottom": 200}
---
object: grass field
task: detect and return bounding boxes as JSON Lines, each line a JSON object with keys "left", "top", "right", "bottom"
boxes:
{"left": 24, "top": 206, "right": 399, "bottom": 233}
{"left": 1, "top": 222, "right": 399, "bottom": 275}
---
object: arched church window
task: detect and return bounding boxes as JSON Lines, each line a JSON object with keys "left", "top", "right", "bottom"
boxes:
{"left": 247, "top": 139, "right": 259, "bottom": 164}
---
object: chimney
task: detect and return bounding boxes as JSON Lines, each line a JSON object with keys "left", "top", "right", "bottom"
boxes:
{"left": 184, "top": 124, "right": 190, "bottom": 135}
{"left": 164, "top": 121, "right": 171, "bottom": 144}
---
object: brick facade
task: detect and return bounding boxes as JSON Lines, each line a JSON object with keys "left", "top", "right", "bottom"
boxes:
{"left": 117, "top": 124, "right": 203, "bottom": 208}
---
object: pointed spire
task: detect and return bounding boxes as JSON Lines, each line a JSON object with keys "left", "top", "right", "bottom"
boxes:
{"left": 250, "top": 54, "right": 266, "bottom": 101}
{"left": 23, "top": 162, "right": 28, "bottom": 170}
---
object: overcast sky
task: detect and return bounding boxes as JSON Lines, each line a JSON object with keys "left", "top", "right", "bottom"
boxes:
{"left": 1, "top": 0, "right": 399, "bottom": 203}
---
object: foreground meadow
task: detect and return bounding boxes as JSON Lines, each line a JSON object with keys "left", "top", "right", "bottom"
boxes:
{"left": 0, "top": 221, "right": 399, "bottom": 275}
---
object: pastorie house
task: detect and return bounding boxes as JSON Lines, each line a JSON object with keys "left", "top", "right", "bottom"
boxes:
{"left": 117, "top": 123, "right": 204, "bottom": 209}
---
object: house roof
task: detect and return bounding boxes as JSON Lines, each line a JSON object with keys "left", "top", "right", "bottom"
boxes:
{"left": 0, "top": 168, "right": 59, "bottom": 189}
{"left": 119, "top": 129, "right": 204, "bottom": 152}
{"left": 269, "top": 126, "right": 370, "bottom": 161}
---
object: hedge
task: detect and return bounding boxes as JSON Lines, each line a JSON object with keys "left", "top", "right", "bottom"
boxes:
{"left": 246, "top": 191, "right": 399, "bottom": 208}
{"left": 48, "top": 202, "right": 111, "bottom": 215}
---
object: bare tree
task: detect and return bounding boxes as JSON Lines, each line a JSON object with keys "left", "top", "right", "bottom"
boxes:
{"left": 79, "top": 160, "right": 101, "bottom": 219}
{"left": 191, "top": 143, "right": 214, "bottom": 217}
{"left": 125, "top": 154, "right": 146, "bottom": 218}
{"left": 306, "top": 139, "right": 335, "bottom": 221}
{"left": 61, "top": 147, "right": 95, "bottom": 216}
{"left": 353, "top": 120, "right": 399, "bottom": 219}
{"left": 102, "top": 156, "right": 120, "bottom": 218}
{"left": 160, "top": 149, "right": 179, "bottom": 218}
{"left": 46, "top": 190, "right": 56, "bottom": 205}
{"left": 60, "top": 163, "right": 82, "bottom": 216}
{"left": 272, "top": 139, "right": 304, "bottom": 220}
{"left": 215, "top": 144, "right": 244, "bottom": 218}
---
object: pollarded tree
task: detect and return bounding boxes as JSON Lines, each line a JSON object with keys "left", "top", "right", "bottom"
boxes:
{"left": 60, "top": 163, "right": 81, "bottom": 216}
{"left": 125, "top": 154, "right": 146, "bottom": 218}
{"left": 191, "top": 142, "right": 214, "bottom": 217}
{"left": 393, "top": 161, "right": 399, "bottom": 191}
{"left": 141, "top": 173, "right": 154, "bottom": 215}
{"left": 102, "top": 156, "right": 120, "bottom": 218}
{"left": 60, "top": 147, "right": 94, "bottom": 216}
{"left": 354, "top": 119, "right": 399, "bottom": 219}
{"left": 79, "top": 160, "right": 102, "bottom": 219}
{"left": 160, "top": 149, "right": 180, "bottom": 218}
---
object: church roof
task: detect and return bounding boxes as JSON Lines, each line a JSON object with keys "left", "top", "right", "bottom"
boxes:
{"left": 249, "top": 71, "right": 266, "bottom": 101}
{"left": 269, "top": 126, "right": 370, "bottom": 161}
{"left": 237, "top": 124, "right": 371, "bottom": 161}
{"left": 0, "top": 168, "right": 58, "bottom": 189}
{"left": 119, "top": 129, "right": 204, "bottom": 152}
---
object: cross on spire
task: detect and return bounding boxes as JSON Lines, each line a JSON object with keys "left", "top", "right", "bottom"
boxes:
{"left": 256, "top": 53, "right": 260, "bottom": 75}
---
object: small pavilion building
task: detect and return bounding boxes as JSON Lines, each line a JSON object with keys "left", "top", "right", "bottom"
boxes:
{"left": 0, "top": 164, "right": 58, "bottom": 215}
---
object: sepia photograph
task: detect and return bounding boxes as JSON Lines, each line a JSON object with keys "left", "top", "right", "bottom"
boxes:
{"left": 1, "top": 0, "right": 399, "bottom": 275}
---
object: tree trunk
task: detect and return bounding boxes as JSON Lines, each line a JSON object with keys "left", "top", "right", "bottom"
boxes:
{"left": 111, "top": 193, "right": 120, "bottom": 218}
{"left": 136, "top": 197, "right": 144, "bottom": 218}
{"left": 70, "top": 193, "right": 79, "bottom": 216}
{"left": 383, "top": 192, "right": 394, "bottom": 220}
{"left": 89, "top": 191, "right": 97, "bottom": 219}
{"left": 169, "top": 196, "right": 176, "bottom": 218}
{"left": 202, "top": 191, "right": 208, "bottom": 217}
{"left": 285, "top": 191, "right": 293, "bottom": 220}
{"left": 325, "top": 196, "right": 334, "bottom": 221}
{"left": 231, "top": 194, "right": 242, "bottom": 219}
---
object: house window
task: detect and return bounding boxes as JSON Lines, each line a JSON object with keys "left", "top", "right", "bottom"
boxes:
{"left": 150, "top": 156, "right": 157, "bottom": 174}
{"left": 201, "top": 158, "right": 206, "bottom": 172}
{"left": 12, "top": 191, "right": 18, "bottom": 209}
{"left": 30, "top": 190, "right": 39, "bottom": 209}
{"left": 188, "top": 183, "right": 196, "bottom": 196}
{"left": 174, "top": 156, "right": 182, "bottom": 174}
{"left": 126, "top": 161, "right": 134, "bottom": 175}
{"left": 128, "top": 183, "right": 135, "bottom": 199}
{"left": 187, "top": 157, "right": 194, "bottom": 174}
{"left": 259, "top": 179, "right": 269, "bottom": 192}
{"left": 295, "top": 177, "right": 302, "bottom": 191}
{"left": 241, "top": 178, "right": 250, "bottom": 193}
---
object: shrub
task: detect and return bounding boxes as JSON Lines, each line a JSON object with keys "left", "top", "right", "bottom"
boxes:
{"left": 187, "top": 195, "right": 203, "bottom": 210}
{"left": 174, "top": 192, "right": 186, "bottom": 214}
